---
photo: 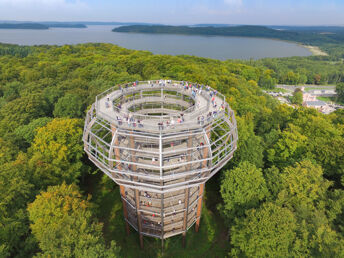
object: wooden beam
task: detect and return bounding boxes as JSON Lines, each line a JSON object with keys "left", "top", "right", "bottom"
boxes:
{"left": 195, "top": 184, "right": 204, "bottom": 233}
{"left": 130, "top": 132, "right": 143, "bottom": 248}
{"left": 182, "top": 187, "right": 190, "bottom": 247}
{"left": 135, "top": 188, "right": 144, "bottom": 248}
{"left": 120, "top": 185, "right": 130, "bottom": 235}
{"left": 111, "top": 125, "right": 130, "bottom": 235}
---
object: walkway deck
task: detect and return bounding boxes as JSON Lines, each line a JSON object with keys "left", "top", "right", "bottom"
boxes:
{"left": 96, "top": 81, "right": 227, "bottom": 133}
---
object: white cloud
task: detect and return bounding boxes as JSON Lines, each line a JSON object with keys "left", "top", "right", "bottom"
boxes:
{"left": 224, "top": 0, "right": 242, "bottom": 6}
{"left": 0, "top": 0, "right": 90, "bottom": 21}
{"left": 0, "top": 0, "right": 73, "bottom": 6}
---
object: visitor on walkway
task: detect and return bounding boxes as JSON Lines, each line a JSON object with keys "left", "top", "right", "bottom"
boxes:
{"left": 171, "top": 118, "right": 175, "bottom": 128}
{"left": 117, "top": 116, "right": 122, "bottom": 125}
{"left": 207, "top": 112, "right": 212, "bottom": 122}
{"left": 200, "top": 115, "right": 204, "bottom": 125}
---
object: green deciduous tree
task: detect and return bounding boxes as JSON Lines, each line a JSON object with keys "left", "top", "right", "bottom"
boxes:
{"left": 220, "top": 161, "right": 269, "bottom": 222}
{"left": 0, "top": 153, "right": 37, "bottom": 257}
{"left": 276, "top": 161, "right": 344, "bottom": 256}
{"left": 0, "top": 94, "right": 49, "bottom": 135}
{"left": 336, "top": 82, "right": 344, "bottom": 103}
{"left": 278, "top": 160, "right": 331, "bottom": 211}
{"left": 291, "top": 89, "right": 303, "bottom": 105}
{"left": 28, "top": 118, "right": 85, "bottom": 187}
{"left": 28, "top": 183, "right": 119, "bottom": 257}
{"left": 259, "top": 69, "right": 277, "bottom": 89}
{"left": 232, "top": 115, "right": 264, "bottom": 168}
{"left": 14, "top": 117, "right": 52, "bottom": 147}
{"left": 53, "top": 93, "right": 86, "bottom": 118}
{"left": 230, "top": 202, "right": 300, "bottom": 257}
{"left": 267, "top": 124, "right": 310, "bottom": 168}
{"left": 1, "top": 81, "right": 23, "bottom": 101}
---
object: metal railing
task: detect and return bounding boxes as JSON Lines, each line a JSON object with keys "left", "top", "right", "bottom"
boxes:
{"left": 94, "top": 80, "right": 229, "bottom": 132}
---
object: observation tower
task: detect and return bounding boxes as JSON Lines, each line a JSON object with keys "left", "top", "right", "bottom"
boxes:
{"left": 83, "top": 80, "right": 238, "bottom": 248}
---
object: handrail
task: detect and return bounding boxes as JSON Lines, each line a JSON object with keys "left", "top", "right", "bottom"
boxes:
{"left": 94, "top": 80, "right": 232, "bottom": 131}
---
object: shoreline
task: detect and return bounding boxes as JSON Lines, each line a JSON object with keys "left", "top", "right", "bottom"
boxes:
{"left": 302, "top": 45, "right": 328, "bottom": 56}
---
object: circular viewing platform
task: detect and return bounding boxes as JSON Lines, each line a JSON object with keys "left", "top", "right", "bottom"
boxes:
{"left": 95, "top": 80, "right": 229, "bottom": 133}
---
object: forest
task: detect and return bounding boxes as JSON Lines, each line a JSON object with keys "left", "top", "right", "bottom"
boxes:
{"left": 114, "top": 25, "right": 344, "bottom": 87}
{"left": 0, "top": 42, "right": 343, "bottom": 257}
{"left": 113, "top": 25, "right": 344, "bottom": 44}
{"left": 0, "top": 23, "right": 49, "bottom": 30}
{"left": 0, "top": 23, "right": 87, "bottom": 29}
{"left": 241, "top": 44, "right": 344, "bottom": 87}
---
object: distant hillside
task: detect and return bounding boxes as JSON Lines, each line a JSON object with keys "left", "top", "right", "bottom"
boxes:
{"left": 113, "top": 25, "right": 344, "bottom": 45}
{"left": 45, "top": 23, "right": 87, "bottom": 28}
{"left": 0, "top": 22, "right": 87, "bottom": 29}
{"left": 0, "top": 23, "right": 48, "bottom": 30}
{"left": 268, "top": 26, "right": 344, "bottom": 34}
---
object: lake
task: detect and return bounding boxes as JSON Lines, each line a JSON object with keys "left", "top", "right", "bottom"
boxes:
{"left": 0, "top": 25, "right": 312, "bottom": 60}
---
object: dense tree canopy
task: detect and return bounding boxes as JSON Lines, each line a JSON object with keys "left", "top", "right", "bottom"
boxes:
{"left": 291, "top": 89, "right": 303, "bottom": 105}
{"left": 0, "top": 42, "right": 343, "bottom": 257}
{"left": 230, "top": 202, "right": 300, "bottom": 257}
{"left": 220, "top": 162, "right": 269, "bottom": 221}
{"left": 28, "top": 183, "right": 119, "bottom": 257}
{"left": 336, "top": 82, "right": 344, "bottom": 103}
{"left": 28, "top": 118, "right": 84, "bottom": 187}
{"left": 53, "top": 93, "right": 85, "bottom": 118}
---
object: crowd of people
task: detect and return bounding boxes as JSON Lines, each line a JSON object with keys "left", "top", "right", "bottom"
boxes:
{"left": 102, "top": 80, "right": 226, "bottom": 130}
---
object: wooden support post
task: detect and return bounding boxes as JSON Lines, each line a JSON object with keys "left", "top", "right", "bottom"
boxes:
{"left": 182, "top": 134, "right": 193, "bottom": 245}
{"left": 182, "top": 187, "right": 190, "bottom": 247}
{"left": 195, "top": 126, "right": 210, "bottom": 233}
{"left": 111, "top": 125, "right": 130, "bottom": 235}
{"left": 120, "top": 185, "right": 130, "bottom": 235}
{"left": 161, "top": 192, "right": 164, "bottom": 240}
{"left": 129, "top": 133, "right": 137, "bottom": 171}
{"left": 129, "top": 133, "right": 143, "bottom": 248}
{"left": 195, "top": 184, "right": 204, "bottom": 233}
{"left": 187, "top": 134, "right": 192, "bottom": 170}
{"left": 135, "top": 189, "right": 144, "bottom": 249}
{"left": 203, "top": 125, "right": 211, "bottom": 176}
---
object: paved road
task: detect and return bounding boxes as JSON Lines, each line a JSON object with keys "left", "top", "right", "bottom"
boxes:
{"left": 276, "top": 84, "right": 336, "bottom": 92}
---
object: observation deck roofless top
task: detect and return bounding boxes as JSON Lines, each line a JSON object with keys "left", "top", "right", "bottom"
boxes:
{"left": 83, "top": 80, "right": 238, "bottom": 246}
{"left": 96, "top": 80, "right": 229, "bottom": 133}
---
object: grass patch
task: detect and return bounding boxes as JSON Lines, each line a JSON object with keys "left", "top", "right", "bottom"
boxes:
{"left": 317, "top": 96, "right": 334, "bottom": 102}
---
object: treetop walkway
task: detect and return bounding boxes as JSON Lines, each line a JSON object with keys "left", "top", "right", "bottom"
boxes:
{"left": 83, "top": 79, "right": 238, "bottom": 247}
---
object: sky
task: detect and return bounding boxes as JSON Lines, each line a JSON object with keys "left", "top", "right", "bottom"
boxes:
{"left": 0, "top": 0, "right": 343, "bottom": 26}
